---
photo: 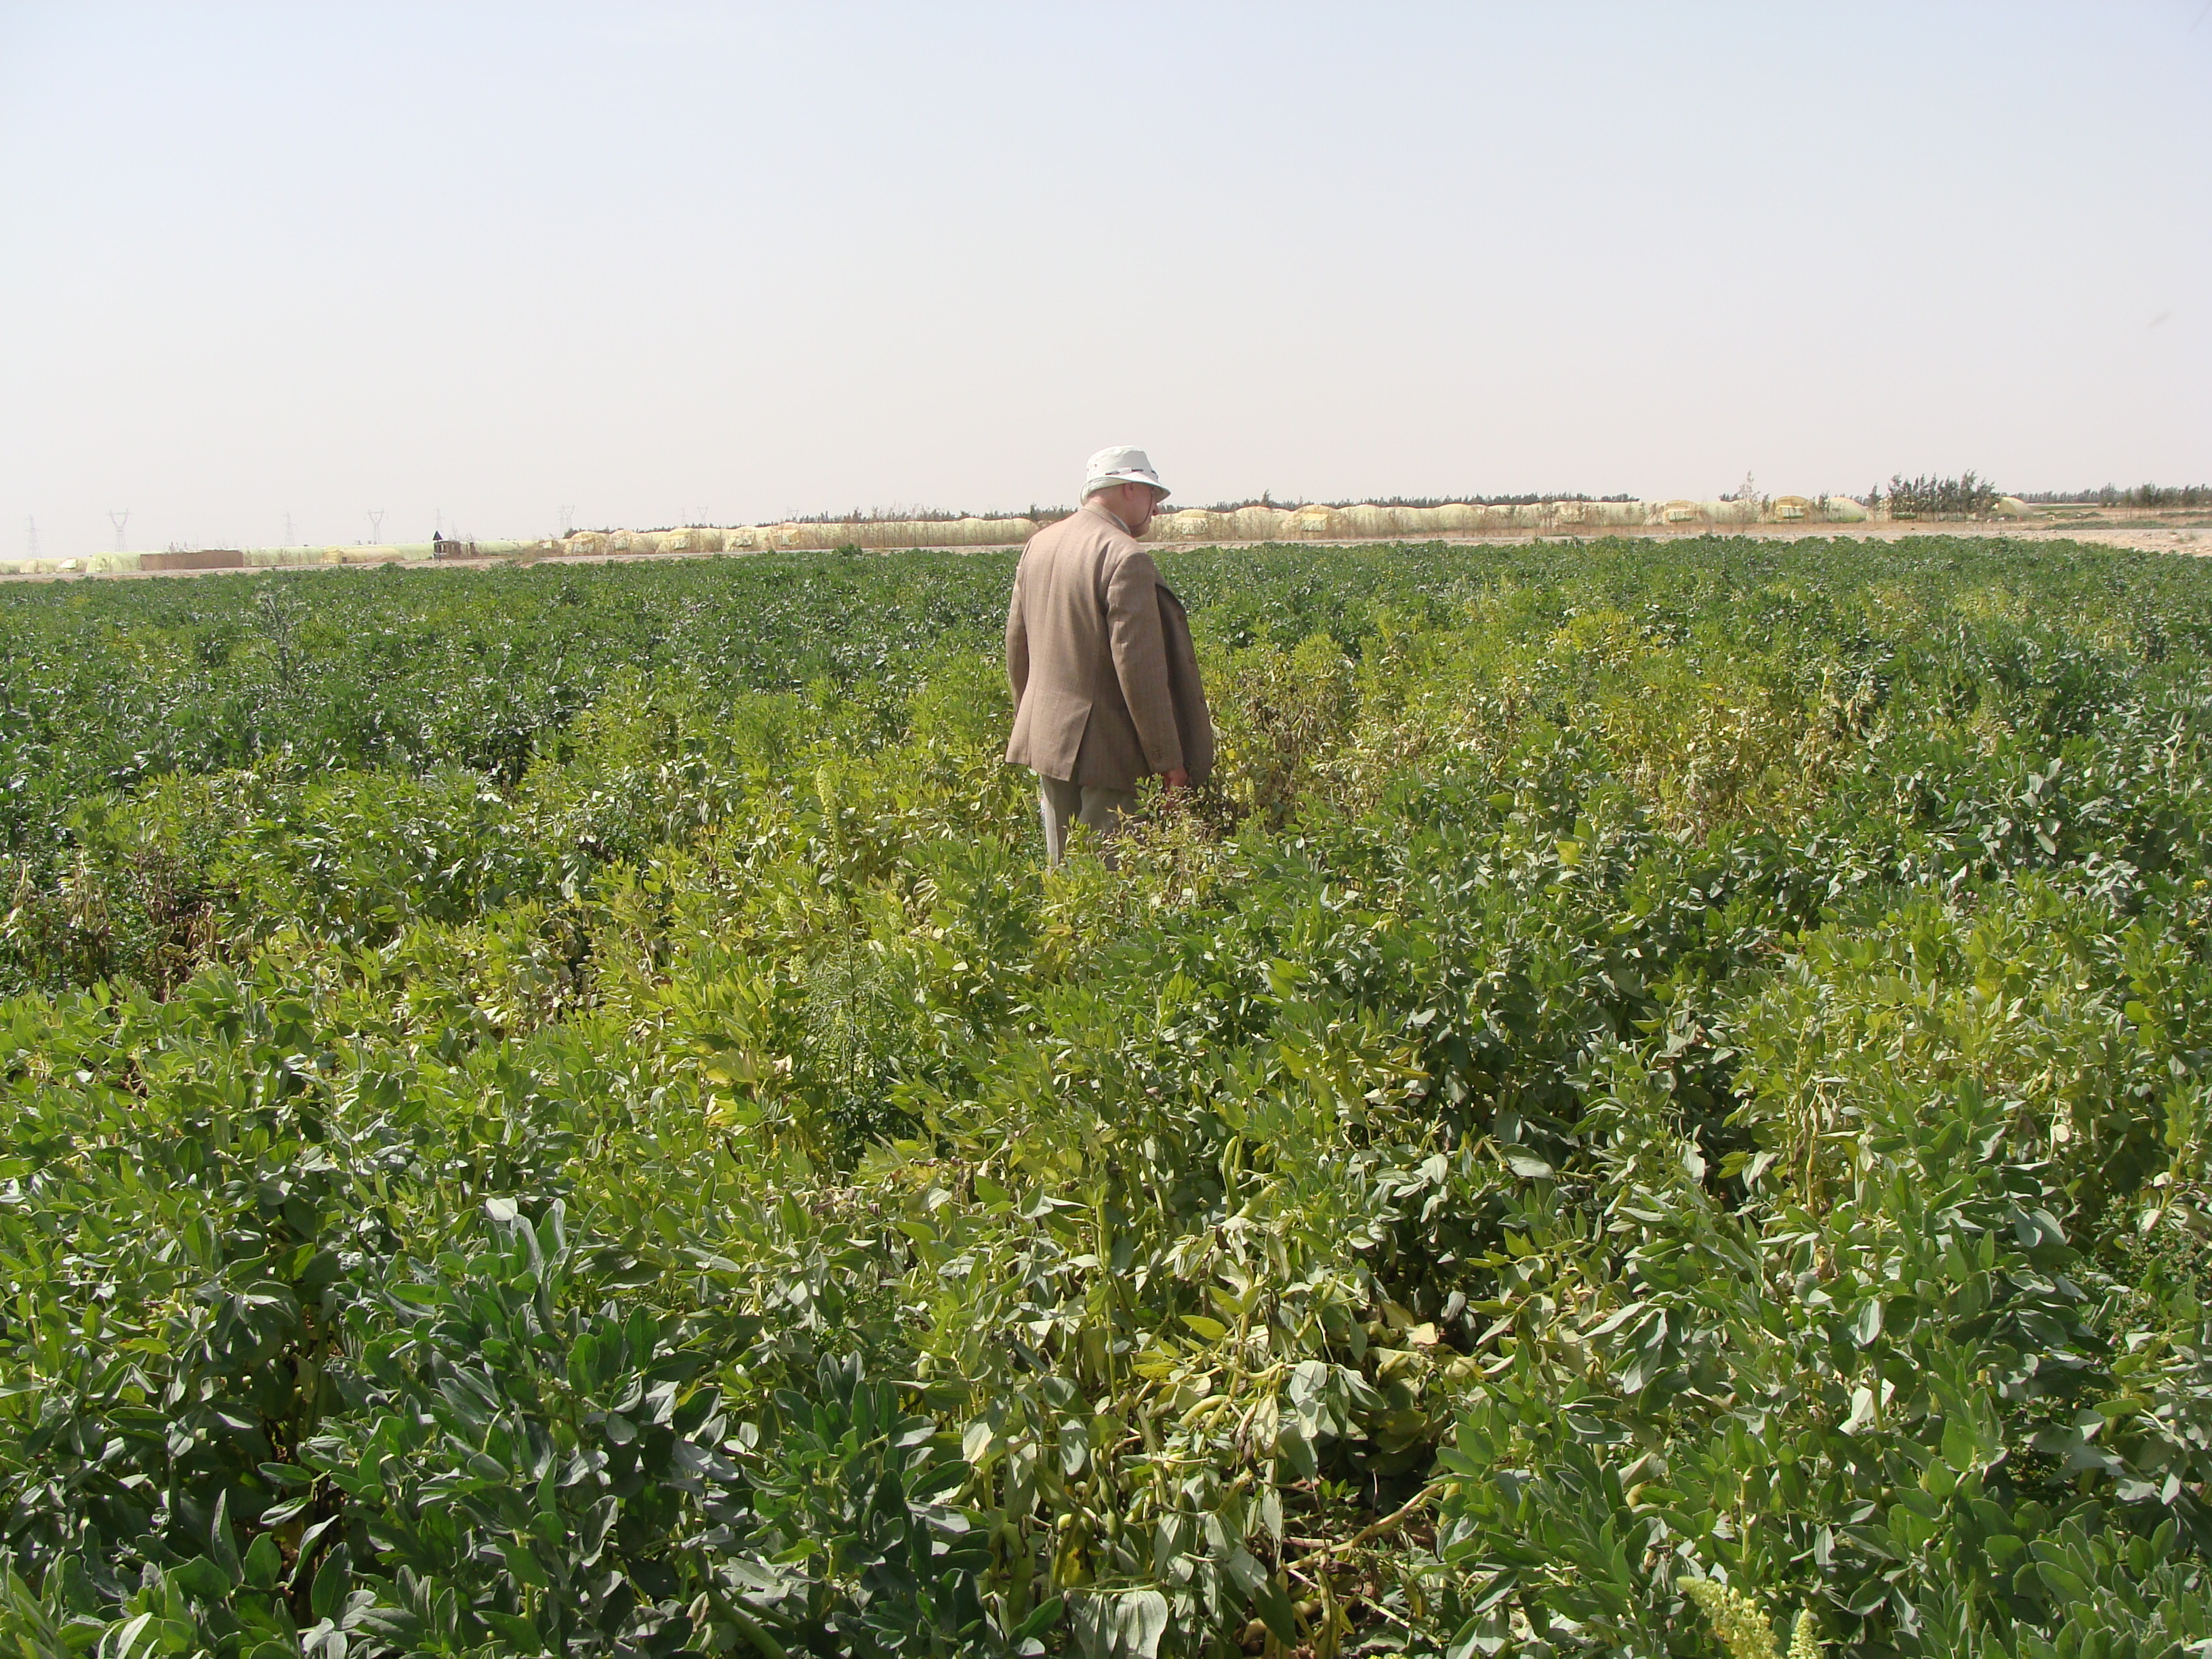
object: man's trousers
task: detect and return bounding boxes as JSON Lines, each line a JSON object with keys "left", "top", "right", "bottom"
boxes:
{"left": 1036, "top": 775, "right": 1139, "bottom": 865}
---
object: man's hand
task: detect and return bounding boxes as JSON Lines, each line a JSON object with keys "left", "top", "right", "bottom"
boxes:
{"left": 1162, "top": 767, "right": 1190, "bottom": 793}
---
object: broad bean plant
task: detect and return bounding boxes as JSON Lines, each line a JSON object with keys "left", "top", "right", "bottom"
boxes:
{"left": 3, "top": 537, "right": 2212, "bottom": 1658}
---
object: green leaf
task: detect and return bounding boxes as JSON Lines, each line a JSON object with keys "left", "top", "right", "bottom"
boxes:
{"left": 1251, "top": 1577, "right": 1298, "bottom": 1645}
{"left": 481, "top": 1611, "right": 545, "bottom": 1652}
{"left": 1016, "top": 1597, "right": 1066, "bottom": 1641}
{"left": 1942, "top": 1414, "right": 1979, "bottom": 1474}
{"left": 1223, "top": 1548, "right": 1267, "bottom": 1597}
{"left": 209, "top": 1490, "right": 243, "bottom": 1585}
{"left": 169, "top": 1555, "right": 232, "bottom": 1605}
{"left": 309, "top": 1543, "right": 351, "bottom": 1622}
{"left": 1851, "top": 1298, "right": 1883, "bottom": 1347}
{"left": 1118, "top": 1591, "right": 1170, "bottom": 1659}
{"left": 243, "top": 1532, "right": 283, "bottom": 1593}
{"left": 260, "top": 1495, "right": 314, "bottom": 1530}
{"left": 108, "top": 1612, "right": 157, "bottom": 1659}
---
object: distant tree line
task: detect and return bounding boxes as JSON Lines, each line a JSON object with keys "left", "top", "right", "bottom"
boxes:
{"left": 2015, "top": 484, "right": 2211, "bottom": 508}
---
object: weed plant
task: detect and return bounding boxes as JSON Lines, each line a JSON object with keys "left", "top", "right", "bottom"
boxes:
{"left": 3, "top": 537, "right": 2212, "bottom": 1658}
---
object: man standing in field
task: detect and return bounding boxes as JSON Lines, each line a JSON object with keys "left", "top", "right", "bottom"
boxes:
{"left": 1005, "top": 446, "right": 1214, "bottom": 863}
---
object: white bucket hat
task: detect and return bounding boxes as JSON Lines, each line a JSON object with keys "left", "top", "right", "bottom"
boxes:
{"left": 1084, "top": 446, "right": 1170, "bottom": 501}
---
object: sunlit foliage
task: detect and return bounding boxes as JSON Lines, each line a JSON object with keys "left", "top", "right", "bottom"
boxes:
{"left": 4, "top": 536, "right": 2212, "bottom": 1658}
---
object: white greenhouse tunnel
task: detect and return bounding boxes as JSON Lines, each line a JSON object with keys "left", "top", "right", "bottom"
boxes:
{"left": 0, "top": 494, "right": 2053, "bottom": 578}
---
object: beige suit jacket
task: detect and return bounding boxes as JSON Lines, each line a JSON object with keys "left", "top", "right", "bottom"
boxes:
{"left": 1005, "top": 503, "right": 1215, "bottom": 789}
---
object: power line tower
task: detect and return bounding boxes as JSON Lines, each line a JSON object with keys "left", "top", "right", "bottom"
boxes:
{"left": 558, "top": 504, "right": 575, "bottom": 537}
{"left": 24, "top": 518, "right": 37, "bottom": 558}
{"left": 285, "top": 512, "right": 294, "bottom": 547}
{"left": 108, "top": 509, "right": 129, "bottom": 552}
{"left": 367, "top": 508, "right": 386, "bottom": 544}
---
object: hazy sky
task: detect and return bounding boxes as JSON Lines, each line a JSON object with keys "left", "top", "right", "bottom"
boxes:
{"left": 3, "top": 3, "right": 2207, "bottom": 556}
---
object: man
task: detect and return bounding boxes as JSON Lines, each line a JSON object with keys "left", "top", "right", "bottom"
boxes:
{"left": 1005, "top": 446, "right": 1214, "bottom": 863}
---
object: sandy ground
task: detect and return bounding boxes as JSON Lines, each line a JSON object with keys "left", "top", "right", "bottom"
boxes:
{"left": 11, "top": 515, "right": 2209, "bottom": 582}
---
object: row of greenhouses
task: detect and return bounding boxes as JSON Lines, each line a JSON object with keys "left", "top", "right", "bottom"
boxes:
{"left": 0, "top": 491, "right": 2050, "bottom": 578}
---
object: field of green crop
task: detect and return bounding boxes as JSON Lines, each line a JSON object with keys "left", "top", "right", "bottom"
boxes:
{"left": 5, "top": 536, "right": 2212, "bottom": 1659}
